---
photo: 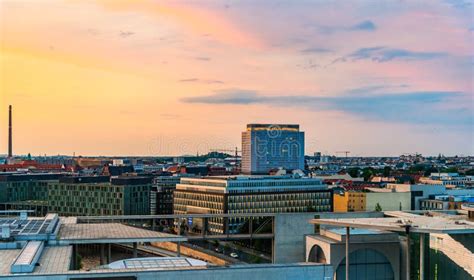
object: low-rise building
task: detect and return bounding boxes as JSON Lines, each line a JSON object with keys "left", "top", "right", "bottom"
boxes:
{"left": 420, "top": 195, "right": 474, "bottom": 210}
{"left": 333, "top": 190, "right": 410, "bottom": 212}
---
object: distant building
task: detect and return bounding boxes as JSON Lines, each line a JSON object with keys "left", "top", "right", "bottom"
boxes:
{"left": 151, "top": 175, "right": 182, "bottom": 215}
{"left": 333, "top": 190, "right": 411, "bottom": 212}
{"left": 382, "top": 183, "right": 474, "bottom": 210}
{"left": 48, "top": 176, "right": 151, "bottom": 216}
{"left": 103, "top": 164, "right": 134, "bottom": 176}
{"left": 420, "top": 195, "right": 474, "bottom": 210}
{"left": 420, "top": 173, "right": 474, "bottom": 187}
{"left": 241, "top": 124, "right": 304, "bottom": 174}
{"left": 174, "top": 175, "right": 332, "bottom": 233}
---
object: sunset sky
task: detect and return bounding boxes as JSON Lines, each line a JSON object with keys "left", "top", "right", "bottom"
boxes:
{"left": 1, "top": 0, "right": 473, "bottom": 156}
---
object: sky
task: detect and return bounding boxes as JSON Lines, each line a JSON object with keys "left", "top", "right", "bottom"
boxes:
{"left": 0, "top": 0, "right": 473, "bottom": 157}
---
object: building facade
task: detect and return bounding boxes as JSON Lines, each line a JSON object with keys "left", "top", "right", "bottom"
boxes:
{"left": 48, "top": 176, "right": 151, "bottom": 216}
{"left": 241, "top": 124, "right": 304, "bottom": 174}
{"left": 333, "top": 192, "right": 366, "bottom": 212}
{"left": 333, "top": 190, "right": 411, "bottom": 212}
{"left": 0, "top": 174, "right": 63, "bottom": 215}
{"left": 174, "top": 176, "right": 332, "bottom": 233}
{"left": 151, "top": 175, "right": 182, "bottom": 215}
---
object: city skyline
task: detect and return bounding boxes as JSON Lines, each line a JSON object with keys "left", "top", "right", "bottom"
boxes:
{"left": 1, "top": 0, "right": 473, "bottom": 156}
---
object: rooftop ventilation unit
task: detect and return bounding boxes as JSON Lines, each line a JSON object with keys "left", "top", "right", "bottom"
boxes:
{"left": 1, "top": 225, "right": 10, "bottom": 239}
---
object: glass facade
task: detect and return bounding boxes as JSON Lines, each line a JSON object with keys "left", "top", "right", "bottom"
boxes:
{"left": 241, "top": 124, "right": 305, "bottom": 174}
{"left": 174, "top": 177, "right": 331, "bottom": 233}
{"left": 48, "top": 182, "right": 150, "bottom": 216}
{"left": 336, "top": 249, "right": 394, "bottom": 280}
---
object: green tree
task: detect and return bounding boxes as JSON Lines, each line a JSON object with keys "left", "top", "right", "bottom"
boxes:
{"left": 348, "top": 168, "right": 360, "bottom": 178}
{"left": 362, "top": 167, "right": 376, "bottom": 181}
{"left": 375, "top": 203, "right": 382, "bottom": 212}
{"left": 383, "top": 166, "right": 391, "bottom": 177}
{"left": 76, "top": 254, "right": 83, "bottom": 270}
{"left": 465, "top": 169, "right": 474, "bottom": 176}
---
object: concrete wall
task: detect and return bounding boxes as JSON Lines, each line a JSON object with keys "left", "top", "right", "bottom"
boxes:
{"left": 273, "top": 212, "right": 385, "bottom": 264}
{"left": 4, "top": 263, "right": 334, "bottom": 280}
{"left": 306, "top": 235, "right": 401, "bottom": 280}
{"left": 366, "top": 192, "right": 411, "bottom": 211}
{"left": 273, "top": 213, "right": 316, "bottom": 264}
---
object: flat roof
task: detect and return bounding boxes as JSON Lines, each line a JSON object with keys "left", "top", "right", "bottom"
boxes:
{"left": 327, "top": 228, "right": 386, "bottom": 236}
{"left": 33, "top": 246, "right": 72, "bottom": 274}
{"left": 57, "top": 223, "right": 187, "bottom": 244}
{"left": 311, "top": 216, "right": 474, "bottom": 234}
{"left": 0, "top": 250, "right": 20, "bottom": 275}
{"left": 1, "top": 200, "right": 48, "bottom": 206}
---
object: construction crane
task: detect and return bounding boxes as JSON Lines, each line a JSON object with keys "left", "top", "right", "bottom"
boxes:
{"left": 336, "top": 151, "right": 351, "bottom": 158}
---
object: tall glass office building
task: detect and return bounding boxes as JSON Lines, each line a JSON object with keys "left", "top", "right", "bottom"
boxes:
{"left": 241, "top": 124, "right": 305, "bottom": 174}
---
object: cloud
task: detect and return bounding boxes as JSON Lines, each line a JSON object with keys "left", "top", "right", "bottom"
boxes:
{"left": 182, "top": 90, "right": 264, "bottom": 104}
{"left": 350, "top": 20, "right": 376, "bottom": 31}
{"left": 178, "top": 78, "right": 224, "bottom": 84}
{"left": 181, "top": 89, "right": 471, "bottom": 126}
{"left": 119, "top": 31, "right": 134, "bottom": 38}
{"left": 300, "top": 47, "right": 333, "bottom": 54}
{"left": 160, "top": 113, "right": 182, "bottom": 120}
{"left": 443, "top": 0, "right": 473, "bottom": 9}
{"left": 195, "top": 56, "right": 211, "bottom": 61}
{"left": 332, "top": 46, "right": 447, "bottom": 64}
{"left": 309, "top": 19, "right": 377, "bottom": 34}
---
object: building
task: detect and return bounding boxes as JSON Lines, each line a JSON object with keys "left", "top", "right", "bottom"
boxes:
{"left": 420, "top": 195, "right": 474, "bottom": 210}
{"left": 385, "top": 183, "right": 474, "bottom": 210}
{"left": 174, "top": 175, "right": 332, "bottom": 233}
{"left": 0, "top": 174, "right": 63, "bottom": 215}
{"left": 306, "top": 228, "right": 401, "bottom": 280}
{"left": 311, "top": 211, "right": 474, "bottom": 280}
{"left": 48, "top": 176, "right": 152, "bottom": 216}
{"left": 333, "top": 190, "right": 411, "bottom": 212}
{"left": 151, "top": 175, "right": 182, "bottom": 215}
{"left": 419, "top": 172, "right": 474, "bottom": 188}
{"left": 241, "top": 124, "right": 304, "bottom": 174}
{"left": 333, "top": 191, "right": 366, "bottom": 212}
{"left": 386, "top": 183, "right": 446, "bottom": 210}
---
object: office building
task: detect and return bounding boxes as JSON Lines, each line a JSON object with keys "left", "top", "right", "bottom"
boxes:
{"left": 48, "top": 176, "right": 152, "bottom": 216}
{"left": 0, "top": 174, "right": 63, "bottom": 215}
{"left": 173, "top": 175, "right": 332, "bottom": 233}
{"left": 241, "top": 124, "right": 304, "bottom": 174}
{"left": 151, "top": 175, "right": 182, "bottom": 215}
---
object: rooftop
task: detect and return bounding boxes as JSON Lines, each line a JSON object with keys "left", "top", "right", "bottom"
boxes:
{"left": 246, "top": 124, "right": 300, "bottom": 131}
{"left": 56, "top": 223, "right": 186, "bottom": 244}
{"left": 311, "top": 212, "right": 474, "bottom": 234}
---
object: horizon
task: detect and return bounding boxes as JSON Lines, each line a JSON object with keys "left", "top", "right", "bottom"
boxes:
{"left": 1, "top": 0, "right": 473, "bottom": 156}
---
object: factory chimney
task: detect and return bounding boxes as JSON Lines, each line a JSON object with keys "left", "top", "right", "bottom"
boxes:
{"left": 8, "top": 105, "right": 12, "bottom": 158}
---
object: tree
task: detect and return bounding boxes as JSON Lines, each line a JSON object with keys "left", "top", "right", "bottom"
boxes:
{"left": 383, "top": 166, "right": 391, "bottom": 177}
{"left": 348, "top": 168, "right": 360, "bottom": 178}
{"left": 362, "top": 167, "right": 376, "bottom": 181}
{"left": 375, "top": 203, "right": 382, "bottom": 212}
{"left": 465, "top": 169, "right": 474, "bottom": 176}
